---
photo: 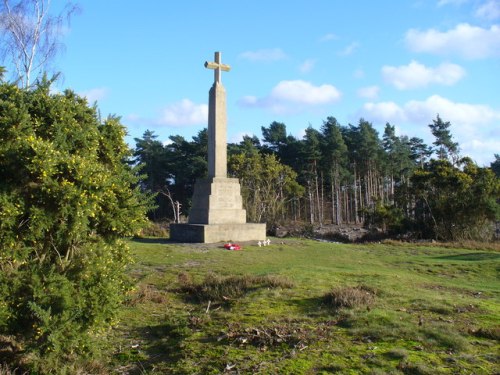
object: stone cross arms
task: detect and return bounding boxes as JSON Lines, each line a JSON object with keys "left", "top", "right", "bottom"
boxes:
{"left": 205, "top": 51, "right": 230, "bottom": 84}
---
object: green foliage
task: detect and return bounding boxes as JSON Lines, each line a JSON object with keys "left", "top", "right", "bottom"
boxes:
{"left": 320, "top": 118, "right": 349, "bottom": 225}
{"left": 383, "top": 124, "right": 415, "bottom": 180}
{"left": 261, "top": 121, "right": 287, "bottom": 153}
{"left": 321, "top": 117, "right": 348, "bottom": 170}
{"left": 228, "top": 151, "right": 303, "bottom": 225}
{"left": 0, "top": 81, "right": 150, "bottom": 368}
{"left": 408, "top": 136, "right": 432, "bottom": 167}
{"left": 133, "top": 130, "right": 168, "bottom": 219}
{"left": 132, "top": 128, "right": 209, "bottom": 221}
{"left": 364, "top": 200, "right": 405, "bottom": 233}
{"left": 429, "top": 115, "right": 459, "bottom": 163}
{"left": 411, "top": 158, "right": 500, "bottom": 240}
{"left": 342, "top": 119, "right": 384, "bottom": 172}
{"left": 491, "top": 153, "right": 500, "bottom": 177}
{"left": 134, "top": 112, "right": 496, "bottom": 241}
{"left": 260, "top": 121, "right": 303, "bottom": 171}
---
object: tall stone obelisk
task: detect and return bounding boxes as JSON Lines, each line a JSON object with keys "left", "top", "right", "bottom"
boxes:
{"left": 206, "top": 52, "right": 229, "bottom": 179}
{"left": 170, "top": 52, "right": 266, "bottom": 243}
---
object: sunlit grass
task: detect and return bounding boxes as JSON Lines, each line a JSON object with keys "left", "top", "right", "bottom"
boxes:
{"left": 107, "top": 238, "right": 500, "bottom": 374}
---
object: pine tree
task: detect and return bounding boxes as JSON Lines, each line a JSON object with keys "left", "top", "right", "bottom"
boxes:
{"left": 134, "top": 130, "right": 171, "bottom": 220}
{"left": 320, "top": 117, "right": 348, "bottom": 224}
{"left": 261, "top": 121, "right": 287, "bottom": 154}
{"left": 409, "top": 136, "right": 432, "bottom": 168}
{"left": 302, "top": 126, "right": 323, "bottom": 224}
{"left": 491, "top": 154, "right": 500, "bottom": 177}
{"left": 429, "top": 115, "right": 459, "bottom": 164}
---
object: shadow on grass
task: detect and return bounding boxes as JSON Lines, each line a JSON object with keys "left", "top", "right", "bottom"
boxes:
{"left": 130, "top": 237, "right": 170, "bottom": 244}
{"left": 116, "top": 317, "right": 233, "bottom": 374}
{"left": 286, "top": 295, "right": 333, "bottom": 317}
{"left": 114, "top": 320, "right": 192, "bottom": 374}
{"left": 433, "top": 252, "right": 500, "bottom": 261}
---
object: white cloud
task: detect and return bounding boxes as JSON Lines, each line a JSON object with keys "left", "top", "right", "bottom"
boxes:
{"left": 362, "top": 95, "right": 500, "bottom": 127}
{"left": 158, "top": 99, "right": 208, "bottom": 126}
{"left": 353, "top": 68, "right": 365, "bottom": 79}
{"left": 362, "top": 101, "right": 407, "bottom": 123}
{"left": 461, "top": 138, "right": 500, "bottom": 165}
{"left": 405, "top": 23, "right": 500, "bottom": 59}
{"left": 239, "top": 80, "right": 341, "bottom": 114}
{"left": 239, "top": 48, "right": 287, "bottom": 62}
{"left": 404, "top": 95, "right": 500, "bottom": 128}
{"left": 270, "top": 80, "right": 341, "bottom": 105}
{"left": 382, "top": 60, "right": 465, "bottom": 90}
{"left": 239, "top": 96, "right": 259, "bottom": 106}
{"left": 359, "top": 95, "right": 500, "bottom": 164}
{"left": 475, "top": 0, "right": 500, "bottom": 20}
{"left": 299, "top": 59, "right": 316, "bottom": 73}
{"left": 357, "top": 85, "right": 380, "bottom": 99}
{"left": 437, "top": 0, "right": 468, "bottom": 6}
{"left": 338, "top": 42, "right": 359, "bottom": 56}
{"left": 296, "top": 128, "right": 307, "bottom": 140}
{"left": 80, "top": 87, "right": 108, "bottom": 103}
{"left": 125, "top": 113, "right": 140, "bottom": 122}
{"left": 319, "top": 33, "right": 338, "bottom": 42}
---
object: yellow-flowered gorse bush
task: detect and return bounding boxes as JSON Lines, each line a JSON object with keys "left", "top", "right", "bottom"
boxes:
{"left": 0, "top": 79, "right": 152, "bottom": 368}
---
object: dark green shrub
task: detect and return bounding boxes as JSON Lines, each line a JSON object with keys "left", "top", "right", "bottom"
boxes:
{"left": 0, "top": 81, "right": 151, "bottom": 369}
{"left": 410, "top": 158, "right": 500, "bottom": 241}
{"left": 363, "top": 200, "right": 404, "bottom": 234}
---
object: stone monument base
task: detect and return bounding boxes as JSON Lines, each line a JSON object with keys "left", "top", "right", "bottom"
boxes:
{"left": 170, "top": 223, "right": 266, "bottom": 243}
{"left": 188, "top": 177, "right": 247, "bottom": 224}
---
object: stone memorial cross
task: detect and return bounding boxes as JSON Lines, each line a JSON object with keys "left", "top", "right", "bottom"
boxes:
{"left": 205, "top": 51, "right": 230, "bottom": 84}
{"left": 169, "top": 51, "right": 266, "bottom": 242}
{"left": 204, "top": 51, "right": 230, "bottom": 178}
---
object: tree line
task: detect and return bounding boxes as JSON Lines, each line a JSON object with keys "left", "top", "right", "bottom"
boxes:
{"left": 134, "top": 115, "right": 500, "bottom": 242}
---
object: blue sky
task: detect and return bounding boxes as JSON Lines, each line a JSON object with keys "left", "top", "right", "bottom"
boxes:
{"left": 53, "top": 0, "right": 499, "bottom": 165}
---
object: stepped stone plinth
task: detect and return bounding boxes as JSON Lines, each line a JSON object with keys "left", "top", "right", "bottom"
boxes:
{"left": 189, "top": 177, "right": 246, "bottom": 224}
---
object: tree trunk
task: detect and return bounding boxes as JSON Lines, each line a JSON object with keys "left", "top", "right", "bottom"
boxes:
{"left": 330, "top": 172, "right": 335, "bottom": 225}
{"left": 319, "top": 171, "right": 324, "bottom": 226}
{"left": 308, "top": 182, "right": 314, "bottom": 224}
{"left": 335, "top": 180, "right": 341, "bottom": 225}
{"left": 353, "top": 164, "right": 359, "bottom": 224}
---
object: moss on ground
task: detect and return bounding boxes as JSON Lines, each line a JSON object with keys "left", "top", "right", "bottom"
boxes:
{"left": 106, "top": 239, "right": 499, "bottom": 374}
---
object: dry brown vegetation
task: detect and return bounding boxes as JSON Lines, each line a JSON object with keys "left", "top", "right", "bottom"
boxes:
{"left": 178, "top": 272, "right": 294, "bottom": 302}
{"left": 126, "top": 284, "right": 169, "bottom": 306}
{"left": 0, "top": 364, "right": 20, "bottom": 375}
{"left": 324, "top": 285, "right": 376, "bottom": 309}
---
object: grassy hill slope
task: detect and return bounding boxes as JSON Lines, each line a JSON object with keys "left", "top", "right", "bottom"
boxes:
{"left": 108, "top": 239, "right": 499, "bottom": 374}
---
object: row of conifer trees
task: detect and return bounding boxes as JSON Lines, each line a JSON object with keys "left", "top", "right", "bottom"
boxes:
{"left": 134, "top": 115, "right": 500, "bottom": 241}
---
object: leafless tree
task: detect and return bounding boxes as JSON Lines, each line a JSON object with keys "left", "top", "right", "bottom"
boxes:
{"left": 159, "top": 188, "right": 182, "bottom": 223}
{"left": 0, "top": 0, "right": 78, "bottom": 88}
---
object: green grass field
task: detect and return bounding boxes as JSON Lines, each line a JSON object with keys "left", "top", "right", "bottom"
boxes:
{"left": 107, "top": 239, "right": 500, "bottom": 374}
